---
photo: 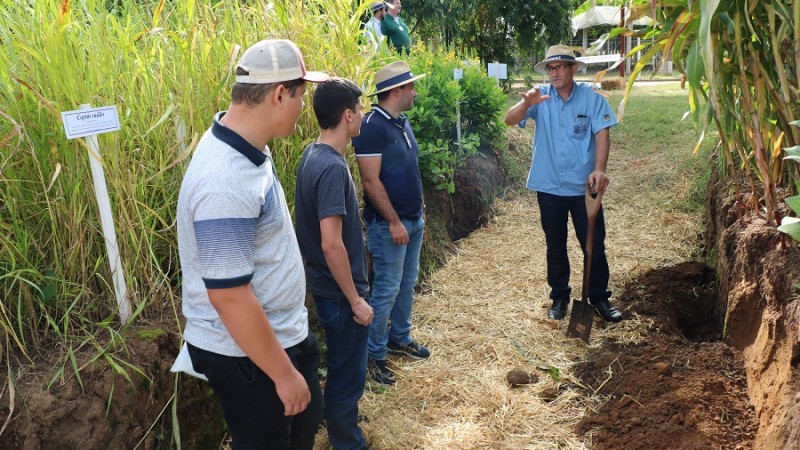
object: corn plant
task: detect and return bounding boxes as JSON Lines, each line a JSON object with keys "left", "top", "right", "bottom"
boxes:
{"left": 581, "top": 0, "right": 799, "bottom": 226}
{"left": 779, "top": 121, "right": 800, "bottom": 242}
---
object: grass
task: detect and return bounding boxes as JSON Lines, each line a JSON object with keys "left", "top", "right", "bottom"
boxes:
{"left": 0, "top": 0, "right": 380, "bottom": 359}
{"left": 606, "top": 82, "right": 713, "bottom": 215}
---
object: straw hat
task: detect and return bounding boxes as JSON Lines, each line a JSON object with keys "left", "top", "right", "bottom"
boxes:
{"left": 533, "top": 45, "right": 587, "bottom": 75}
{"left": 369, "top": 61, "right": 426, "bottom": 96}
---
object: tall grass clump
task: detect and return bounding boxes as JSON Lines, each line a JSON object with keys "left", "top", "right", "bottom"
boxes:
{"left": 0, "top": 0, "right": 384, "bottom": 365}
{"left": 580, "top": 0, "right": 799, "bottom": 228}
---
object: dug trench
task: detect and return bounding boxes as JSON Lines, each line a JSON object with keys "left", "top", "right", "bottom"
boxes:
{"left": 573, "top": 172, "right": 800, "bottom": 450}
{"left": 574, "top": 262, "right": 757, "bottom": 450}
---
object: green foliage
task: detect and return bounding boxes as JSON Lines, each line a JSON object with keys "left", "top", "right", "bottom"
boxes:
{"left": 0, "top": 0, "right": 509, "bottom": 375}
{"left": 403, "top": 0, "right": 579, "bottom": 64}
{"left": 404, "top": 45, "right": 506, "bottom": 192}
{"left": 137, "top": 328, "right": 167, "bottom": 341}
{"left": 780, "top": 122, "right": 800, "bottom": 242}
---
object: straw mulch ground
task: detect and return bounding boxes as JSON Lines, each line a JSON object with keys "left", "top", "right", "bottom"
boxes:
{"left": 345, "top": 140, "right": 702, "bottom": 449}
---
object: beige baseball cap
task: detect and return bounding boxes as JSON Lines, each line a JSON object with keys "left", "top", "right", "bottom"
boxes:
{"left": 235, "top": 39, "right": 329, "bottom": 84}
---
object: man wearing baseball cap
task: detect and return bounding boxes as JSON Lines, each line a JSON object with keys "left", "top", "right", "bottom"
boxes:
{"left": 504, "top": 44, "right": 623, "bottom": 324}
{"left": 362, "top": 1, "right": 389, "bottom": 50}
{"left": 177, "top": 39, "right": 328, "bottom": 449}
{"left": 353, "top": 61, "right": 430, "bottom": 386}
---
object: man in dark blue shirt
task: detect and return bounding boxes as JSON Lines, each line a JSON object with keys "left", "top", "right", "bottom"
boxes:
{"left": 295, "top": 78, "right": 373, "bottom": 450}
{"left": 353, "top": 61, "right": 430, "bottom": 385}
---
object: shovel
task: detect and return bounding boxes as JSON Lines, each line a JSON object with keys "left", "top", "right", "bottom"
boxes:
{"left": 566, "top": 183, "right": 603, "bottom": 343}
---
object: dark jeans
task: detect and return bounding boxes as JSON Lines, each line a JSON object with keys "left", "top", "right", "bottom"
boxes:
{"left": 187, "top": 334, "right": 323, "bottom": 450}
{"left": 536, "top": 191, "right": 612, "bottom": 302}
{"left": 314, "top": 294, "right": 369, "bottom": 450}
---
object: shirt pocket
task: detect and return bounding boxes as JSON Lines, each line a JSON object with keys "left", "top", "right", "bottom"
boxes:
{"left": 571, "top": 115, "right": 590, "bottom": 140}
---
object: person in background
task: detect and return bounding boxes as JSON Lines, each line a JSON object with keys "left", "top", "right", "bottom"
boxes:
{"left": 504, "top": 44, "right": 623, "bottom": 324}
{"left": 177, "top": 39, "right": 328, "bottom": 450}
{"left": 353, "top": 61, "right": 430, "bottom": 386}
{"left": 380, "top": 0, "right": 411, "bottom": 54}
{"left": 363, "top": 1, "right": 388, "bottom": 51}
{"left": 295, "top": 78, "right": 374, "bottom": 450}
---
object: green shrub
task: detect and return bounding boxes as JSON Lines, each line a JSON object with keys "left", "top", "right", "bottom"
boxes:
{"left": 403, "top": 45, "right": 506, "bottom": 192}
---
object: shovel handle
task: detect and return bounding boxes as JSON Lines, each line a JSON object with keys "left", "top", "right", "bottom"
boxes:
{"left": 582, "top": 183, "right": 603, "bottom": 301}
{"left": 585, "top": 182, "right": 603, "bottom": 221}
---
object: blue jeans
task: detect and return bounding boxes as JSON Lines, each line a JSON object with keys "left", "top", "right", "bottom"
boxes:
{"left": 536, "top": 192, "right": 611, "bottom": 302}
{"left": 187, "top": 334, "right": 323, "bottom": 450}
{"left": 313, "top": 294, "right": 369, "bottom": 450}
{"left": 366, "top": 216, "right": 424, "bottom": 360}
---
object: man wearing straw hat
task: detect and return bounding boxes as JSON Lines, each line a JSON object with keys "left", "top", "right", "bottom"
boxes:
{"left": 353, "top": 61, "right": 430, "bottom": 385}
{"left": 177, "top": 39, "right": 328, "bottom": 449}
{"left": 295, "top": 77, "right": 374, "bottom": 450}
{"left": 504, "top": 44, "right": 624, "bottom": 324}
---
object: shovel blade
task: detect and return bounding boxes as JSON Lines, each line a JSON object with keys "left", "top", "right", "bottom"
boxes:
{"left": 566, "top": 299, "right": 595, "bottom": 343}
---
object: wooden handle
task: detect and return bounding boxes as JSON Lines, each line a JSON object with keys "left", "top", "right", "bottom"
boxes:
{"left": 585, "top": 183, "right": 603, "bottom": 221}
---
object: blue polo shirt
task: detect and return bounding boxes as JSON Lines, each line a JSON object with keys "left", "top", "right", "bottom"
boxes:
{"left": 353, "top": 105, "right": 423, "bottom": 221}
{"left": 520, "top": 82, "right": 618, "bottom": 196}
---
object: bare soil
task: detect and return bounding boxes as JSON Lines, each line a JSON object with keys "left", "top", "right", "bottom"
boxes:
{"left": 575, "top": 262, "right": 757, "bottom": 449}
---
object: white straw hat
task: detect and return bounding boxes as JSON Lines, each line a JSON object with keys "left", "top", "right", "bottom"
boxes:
{"left": 369, "top": 61, "right": 426, "bottom": 96}
{"left": 533, "top": 45, "right": 587, "bottom": 75}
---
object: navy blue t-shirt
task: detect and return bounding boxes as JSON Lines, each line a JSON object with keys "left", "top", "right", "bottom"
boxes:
{"left": 294, "top": 142, "right": 369, "bottom": 298}
{"left": 352, "top": 105, "right": 423, "bottom": 221}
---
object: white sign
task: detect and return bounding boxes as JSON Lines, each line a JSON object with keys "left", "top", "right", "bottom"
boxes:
{"left": 487, "top": 63, "right": 508, "bottom": 80}
{"left": 61, "top": 105, "right": 120, "bottom": 140}
{"left": 453, "top": 68, "right": 463, "bottom": 80}
{"left": 62, "top": 103, "right": 131, "bottom": 323}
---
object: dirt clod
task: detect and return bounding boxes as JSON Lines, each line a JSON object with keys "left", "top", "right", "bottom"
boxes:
{"left": 506, "top": 369, "right": 538, "bottom": 387}
{"left": 539, "top": 387, "right": 559, "bottom": 402}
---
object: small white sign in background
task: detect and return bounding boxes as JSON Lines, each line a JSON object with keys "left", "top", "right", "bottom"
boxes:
{"left": 61, "top": 105, "right": 121, "bottom": 139}
{"left": 487, "top": 62, "right": 508, "bottom": 80}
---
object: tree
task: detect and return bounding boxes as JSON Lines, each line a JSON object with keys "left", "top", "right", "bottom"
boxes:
{"left": 402, "top": 0, "right": 578, "bottom": 65}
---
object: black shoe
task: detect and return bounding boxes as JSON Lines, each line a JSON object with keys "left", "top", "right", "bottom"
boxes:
{"left": 592, "top": 300, "right": 623, "bottom": 322}
{"left": 367, "top": 358, "right": 396, "bottom": 385}
{"left": 387, "top": 339, "right": 430, "bottom": 360}
{"left": 547, "top": 298, "right": 570, "bottom": 320}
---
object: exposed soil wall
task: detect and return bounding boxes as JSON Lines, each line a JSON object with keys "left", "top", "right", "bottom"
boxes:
{"left": 0, "top": 329, "right": 225, "bottom": 449}
{"left": 706, "top": 173, "right": 800, "bottom": 450}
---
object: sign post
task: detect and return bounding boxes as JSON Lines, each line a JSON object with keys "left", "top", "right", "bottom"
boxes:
{"left": 61, "top": 104, "right": 130, "bottom": 323}
{"left": 453, "top": 68, "right": 463, "bottom": 149}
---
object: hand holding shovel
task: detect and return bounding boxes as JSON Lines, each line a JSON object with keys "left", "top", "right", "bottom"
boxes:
{"left": 566, "top": 182, "right": 603, "bottom": 343}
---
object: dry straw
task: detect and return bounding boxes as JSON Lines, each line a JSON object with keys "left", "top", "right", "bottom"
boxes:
{"left": 345, "top": 85, "right": 701, "bottom": 449}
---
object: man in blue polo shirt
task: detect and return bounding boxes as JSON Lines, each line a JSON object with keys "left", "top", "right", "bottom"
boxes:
{"left": 353, "top": 61, "right": 430, "bottom": 385}
{"left": 504, "top": 44, "right": 624, "bottom": 324}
